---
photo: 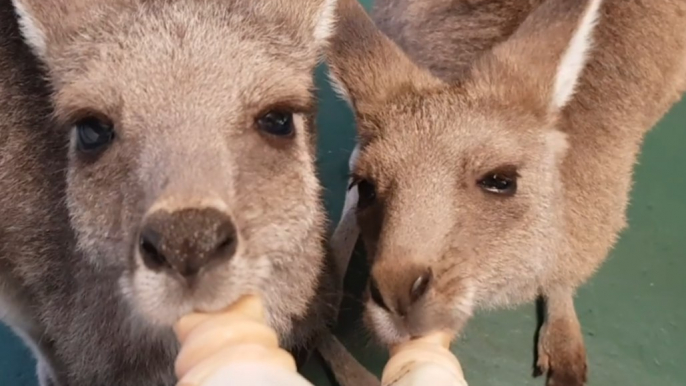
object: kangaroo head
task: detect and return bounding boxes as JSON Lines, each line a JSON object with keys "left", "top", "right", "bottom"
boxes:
{"left": 327, "top": 0, "right": 603, "bottom": 345}
{"left": 12, "top": 0, "right": 337, "bottom": 339}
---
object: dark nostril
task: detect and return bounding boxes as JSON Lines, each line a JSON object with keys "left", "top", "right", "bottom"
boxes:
{"left": 369, "top": 277, "right": 389, "bottom": 311}
{"left": 139, "top": 228, "right": 168, "bottom": 270}
{"left": 211, "top": 221, "right": 238, "bottom": 261}
{"left": 409, "top": 269, "right": 433, "bottom": 304}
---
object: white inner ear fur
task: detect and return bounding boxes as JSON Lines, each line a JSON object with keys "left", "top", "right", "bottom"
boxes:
{"left": 552, "top": 0, "right": 604, "bottom": 110}
{"left": 12, "top": 0, "right": 48, "bottom": 59}
{"left": 327, "top": 70, "right": 353, "bottom": 106}
{"left": 313, "top": 0, "right": 338, "bottom": 44}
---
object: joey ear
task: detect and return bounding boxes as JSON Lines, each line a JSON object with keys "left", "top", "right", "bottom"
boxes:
{"left": 325, "top": 0, "right": 443, "bottom": 113}
{"left": 12, "top": 0, "right": 109, "bottom": 60}
{"left": 311, "top": 0, "right": 338, "bottom": 45}
{"left": 12, "top": 0, "right": 53, "bottom": 59}
{"left": 481, "top": 0, "right": 604, "bottom": 114}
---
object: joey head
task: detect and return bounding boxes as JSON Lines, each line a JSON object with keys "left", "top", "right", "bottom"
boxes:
{"left": 0, "top": 0, "right": 340, "bottom": 385}
{"left": 327, "top": 0, "right": 686, "bottom": 385}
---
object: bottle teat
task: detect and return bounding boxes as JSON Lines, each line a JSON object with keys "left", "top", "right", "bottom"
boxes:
{"left": 173, "top": 295, "right": 298, "bottom": 386}
{"left": 382, "top": 331, "right": 467, "bottom": 386}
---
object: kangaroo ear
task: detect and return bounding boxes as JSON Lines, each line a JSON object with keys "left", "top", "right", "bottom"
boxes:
{"left": 310, "top": 0, "right": 338, "bottom": 46}
{"left": 325, "top": 0, "right": 443, "bottom": 114}
{"left": 476, "top": 0, "right": 604, "bottom": 114}
{"left": 11, "top": 0, "right": 110, "bottom": 60}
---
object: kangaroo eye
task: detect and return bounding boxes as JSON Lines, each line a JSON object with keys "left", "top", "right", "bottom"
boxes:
{"left": 74, "top": 116, "right": 115, "bottom": 154}
{"left": 256, "top": 110, "right": 294, "bottom": 137}
{"left": 355, "top": 179, "right": 376, "bottom": 209}
{"left": 478, "top": 169, "right": 518, "bottom": 196}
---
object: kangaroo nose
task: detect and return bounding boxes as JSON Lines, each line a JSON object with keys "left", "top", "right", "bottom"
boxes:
{"left": 409, "top": 269, "right": 433, "bottom": 303}
{"left": 138, "top": 207, "right": 238, "bottom": 278}
{"left": 369, "top": 266, "right": 433, "bottom": 316}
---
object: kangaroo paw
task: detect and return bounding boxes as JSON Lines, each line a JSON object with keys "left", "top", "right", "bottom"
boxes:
{"left": 534, "top": 291, "right": 587, "bottom": 386}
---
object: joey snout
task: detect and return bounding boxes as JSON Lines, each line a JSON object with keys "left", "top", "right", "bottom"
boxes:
{"left": 123, "top": 195, "right": 269, "bottom": 326}
{"left": 138, "top": 206, "right": 239, "bottom": 284}
{"left": 365, "top": 260, "right": 463, "bottom": 346}
{"left": 368, "top": 262, "right": 433, "bottom": 318}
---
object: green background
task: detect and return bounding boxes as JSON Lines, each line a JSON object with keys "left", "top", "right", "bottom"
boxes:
{"left": 1, "top": 0, "right": 685, "bottom": 384}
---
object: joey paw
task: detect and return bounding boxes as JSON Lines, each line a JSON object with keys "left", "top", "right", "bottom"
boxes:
{"left": 535, "top": 319, "right": 587, "bottom": 386}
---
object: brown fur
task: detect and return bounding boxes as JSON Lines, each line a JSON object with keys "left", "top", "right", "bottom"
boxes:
{"left": 0, "top": 0, "right": 343, "bottom": 385}
{"left": 327, "top": 0, "right": 686, "bottom": 385}
{"left": 372, "top": 0, "right": 544, "bottom": 81}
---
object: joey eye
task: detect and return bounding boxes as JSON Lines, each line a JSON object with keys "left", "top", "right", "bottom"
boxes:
{"left": 355, "top": 179, "right": 376, "bottom": 209}
{"left": 478, "top": 170, "right": 518, "bottom": 196}
{"left": 74, "top": 116, "right": 115, "bottom": 153}
{"left": 256, "top": 110, "right": 294, "bottom": 137}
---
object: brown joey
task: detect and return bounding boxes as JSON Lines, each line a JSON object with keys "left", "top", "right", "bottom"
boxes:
{"left": 326, "top": 0, "right": 686, "bottom": 385}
